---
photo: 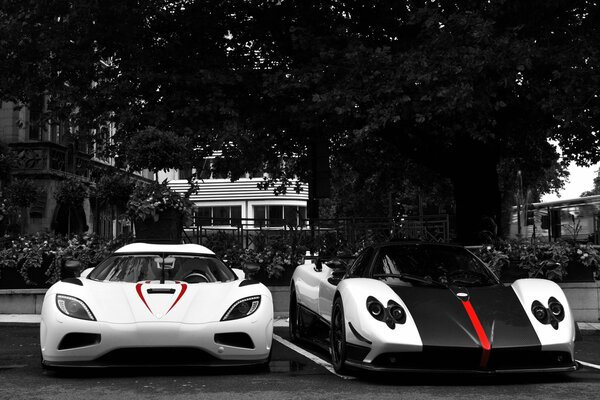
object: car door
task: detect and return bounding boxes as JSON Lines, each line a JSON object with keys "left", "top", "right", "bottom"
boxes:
{"left": 318, "top": 247, "right": 374, "bottom": 322}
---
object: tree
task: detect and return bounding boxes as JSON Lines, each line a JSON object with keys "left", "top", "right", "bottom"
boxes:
{"left": 2, "top": 1, "right": 599, "bottom": 243}
{"left": 117, "top": 127, "right": 193, "bottom": 178}
{"left": 581, "top": 169, "right": 600, "bottom": 197}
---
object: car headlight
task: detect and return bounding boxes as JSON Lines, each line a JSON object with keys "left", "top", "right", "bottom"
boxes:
{"left": 56, "top": 294, "right": 96, "bottom": 321}
{"left": 366, "top": 296, "right": 385, "bottom": 321}
{"left": 531, "top": 300, "right": 548, "bottom": 323}
{"left": 388, "top": 301, "right": 407, "bottom": 324}
{"left": 548, "top": 297, "right": 565, "bottom": 321}
{"left": 221, "top": 296, "right": 261, "bottom": 321}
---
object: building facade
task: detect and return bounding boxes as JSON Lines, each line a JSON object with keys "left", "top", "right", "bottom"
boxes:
{"left": 0, "top": 100, "right": 152, "bottom": 237}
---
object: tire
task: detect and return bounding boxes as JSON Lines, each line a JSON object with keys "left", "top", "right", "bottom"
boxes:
{"left": 289, "top": 288, "right": 301, "bottom": 342}
{"left": 330, "top": 296, "right": 349, "bottom": 374}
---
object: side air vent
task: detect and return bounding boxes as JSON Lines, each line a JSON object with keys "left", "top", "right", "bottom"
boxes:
{"left": 214, "top": 332, "right": 255, "bottom": 349}
{"left": 58, "top": 333, "right": 101, "bottom": 350}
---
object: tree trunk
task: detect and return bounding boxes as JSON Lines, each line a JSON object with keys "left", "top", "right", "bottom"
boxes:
{"left": 450, "top": 146, "right": 502, "bottom": 245}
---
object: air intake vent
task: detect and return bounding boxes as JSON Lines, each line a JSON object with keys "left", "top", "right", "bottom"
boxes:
{"left": 58, "top": 333, "right": 101, "bottom": 350}
{"left": 214, "top": 332, "right": 255, "bottom": 349}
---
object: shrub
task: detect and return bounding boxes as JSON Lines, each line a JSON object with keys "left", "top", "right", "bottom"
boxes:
{"left": 471, "top": 239, "right": 600, "bottom": 282}
{"left": 127, "top": 180, "right": 195, "bottom": 225}
{"left": 54, "top": 177, "right": 88, "bottom": 207}
{"left": 0, "top": 233, "right": 129, "bottom": 287}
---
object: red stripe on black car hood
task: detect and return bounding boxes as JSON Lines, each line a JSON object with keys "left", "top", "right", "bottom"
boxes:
{"left": 391, "top": 285, "right": 541, "bottom": 351}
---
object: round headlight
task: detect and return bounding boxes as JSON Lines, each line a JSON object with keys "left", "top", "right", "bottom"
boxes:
{"left": 531, "top": 301, "right": 548, "bottom": 323}
{"left": 67, "top": 301, "right": 82, "bottom": 314}
{"left": 548, "top": 297, "right": 565, "bottom": 321}
{"left": 366, "top": 297, "right": 385, "bottom": 321}
{"left": 389, "top": 304, "right": 406, "bottom": 324}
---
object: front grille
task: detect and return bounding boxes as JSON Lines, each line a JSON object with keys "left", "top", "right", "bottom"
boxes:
{"left": 372, "top": 347, "right": 481, "bottom": 370}
{"left": 371, "top": 347, "right": 573, "bottom": 371}
{"left": 214, "top": 332, "right": 255, "bottom": 349}
{"left": 488, "top": 349, "right": 573, "bottom": 370}
{"left": 58, "top": 333, "right": 101, "bottom": 350}
{"left": 94, "top": 347, "right": 218, "bottom": 366}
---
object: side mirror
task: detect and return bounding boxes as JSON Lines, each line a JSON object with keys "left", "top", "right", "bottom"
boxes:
{"left": 64, "top": 260, "right": 81, "bottom": 270}
{"left": 325, "top": 258, "right": 348, "bottom": 271}
{"left": 327, "top": 269, "right": 346, "bottom": 286}
{"left": 242, "top": 262, "right": 260, "bottom": 274}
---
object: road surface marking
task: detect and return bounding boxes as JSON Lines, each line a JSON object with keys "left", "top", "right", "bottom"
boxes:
{"left": 273, "top": 334, "right": 355, "bottom": 380}
{"left": 577, "top": 360, "right": 600, "bottom": 370}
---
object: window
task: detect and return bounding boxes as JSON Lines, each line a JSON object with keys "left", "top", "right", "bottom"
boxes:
{"left": 28, "top": 96, "right": 44, "bottom": 141}
{"left": 89, "top": 254, "right": 236, "bottom": 283}
{"left": 196, "top": 207, "right": 211, "bottom": 225}
{"left": 194, "top": 206, "right": 242, "bottom": 226}
{"left": 213, "top": 206, "right": 229, "bottom": 224}
{"left": 347, "top": 248, "right": 374, "bottom": 278}
{"left": 268, "top": 205, "right": 283, "bottom": 226}
{"left": 253, "top": 205, "right": 306, "bottom": 227}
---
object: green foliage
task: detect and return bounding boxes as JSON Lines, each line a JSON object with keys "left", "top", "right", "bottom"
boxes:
{"left": 93, "top": 173, "right": 134, "bottom": 210}
{"left": 3, "top": 1, "right": 600, "bottom": 241}
{"left": 0, "top": 233, "right": 127, "bottom": 286}
{"left": 201, "top": 232, "right": 307, "bottom": 280}
{"left": 474, "top": 245, "right": 510, "bottom": 278}
{"left": 127, "top": 180, "right": 195, "bottom": 224}
{"left": 54, "top": 177, "right": 88, "bottom": 207}
{"left": 3, "top": 178, "right": 43, "bottom": 208}
{"left": 0, "top": 198, "right": 10, "bottom": 222}
{"left": 472, "top": 240, "right": 600, "bottom": 282}
{"left": 118, "top": 127, "right": 193, "bottom": 174}
{"left": 581, "top": 168, "right": 600, "bottom": 197}
{"left": 0, "top": 140, "right": 14, "bottom": 182}
{"left": 0, "top": 179, "right": 43, "bottom": 232}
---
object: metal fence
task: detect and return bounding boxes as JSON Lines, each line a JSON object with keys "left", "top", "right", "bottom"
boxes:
{"left": 183, "top": 214, "right": 451, "bottom": 250}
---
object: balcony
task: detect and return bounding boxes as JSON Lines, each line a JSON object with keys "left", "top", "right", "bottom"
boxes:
{"left": 9, "top": 141, "right": 112, "bottom": 181}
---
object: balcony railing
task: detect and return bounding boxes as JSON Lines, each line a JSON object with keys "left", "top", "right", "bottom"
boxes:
{"left": 9, "top": 141, "right": 106, "bottom": 180}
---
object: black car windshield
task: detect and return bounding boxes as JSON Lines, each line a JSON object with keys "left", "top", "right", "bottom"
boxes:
{"left": 371, "top": 244, "right": 498, "bottom": 287}
{"left": 88, "top": 254, "right": 236, "bottom": 283}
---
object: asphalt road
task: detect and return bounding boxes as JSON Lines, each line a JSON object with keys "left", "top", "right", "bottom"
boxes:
{"left": 2, "top": 325, "right": 600, "bottom": 400}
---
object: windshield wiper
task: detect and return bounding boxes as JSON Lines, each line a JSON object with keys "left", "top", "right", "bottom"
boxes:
{"left": 372, "top": 273, "right": 447, "bottom": 288}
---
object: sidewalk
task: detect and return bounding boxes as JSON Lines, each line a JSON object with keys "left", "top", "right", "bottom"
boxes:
{"left": 1, "top": 314, "right": 598, "bottom": 334}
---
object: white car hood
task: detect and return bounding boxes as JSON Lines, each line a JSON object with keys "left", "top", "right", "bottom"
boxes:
{"left": 77, "top": 279, "right": 247, "bottom": 324}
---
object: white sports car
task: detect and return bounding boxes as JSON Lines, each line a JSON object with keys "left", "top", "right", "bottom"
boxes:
{"left": 40, "top": 243, "right": 273, "bottom": 368}
{"left": 290, "top": 242, "right": 578, "bottom": 374}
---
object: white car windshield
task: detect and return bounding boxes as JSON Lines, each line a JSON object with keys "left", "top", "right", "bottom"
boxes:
{"left": 88, "top": 254, "right": 236, "bottom": 283}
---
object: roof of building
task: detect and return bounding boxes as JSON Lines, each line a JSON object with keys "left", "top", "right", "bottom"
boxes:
{"left": 168, "top": 179, "right": 309, "bottom": 202}
{"left": 530, "top": 195, "right": 600, "bottom": 209}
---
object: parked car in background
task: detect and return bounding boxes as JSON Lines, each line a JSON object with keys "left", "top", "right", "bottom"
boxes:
{"left": 40, "top": 243, "right": 273, "bottom": 369}
{"left": 289, "top": 241, "right": 577, "bottom": 374}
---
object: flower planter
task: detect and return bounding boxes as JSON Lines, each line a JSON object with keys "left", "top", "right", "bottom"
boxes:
{"left": 134, "top": 209, "right": 183, "bottom": 243}
{"left": 564, "top": 261, "right": 595, "bottom": 283}
{"left": 248, "top": 265, "right": 295, "bottom": 286}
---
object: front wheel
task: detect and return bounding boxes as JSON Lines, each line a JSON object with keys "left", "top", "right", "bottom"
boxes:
{"left": 330, "top": 297, "right": 349, "bottom": 374}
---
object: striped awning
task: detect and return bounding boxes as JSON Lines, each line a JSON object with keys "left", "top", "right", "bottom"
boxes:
{"left": 167, "top": 179, "right": 309, "bottom": 202}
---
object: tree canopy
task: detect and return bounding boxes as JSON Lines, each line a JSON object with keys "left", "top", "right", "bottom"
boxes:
{"left": 2, "top": 0, "right": 600, "bottom": 242}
